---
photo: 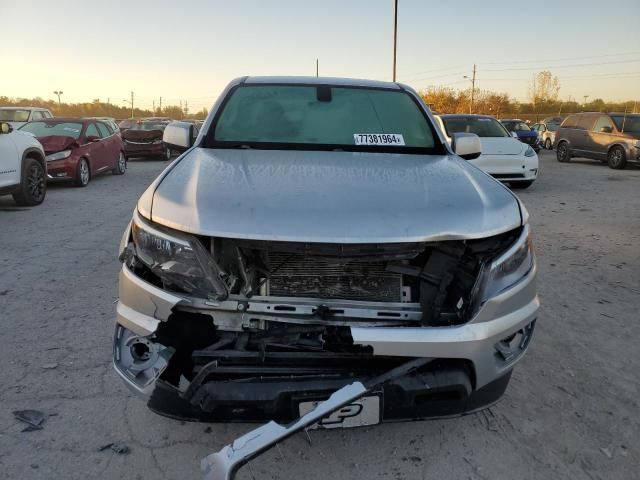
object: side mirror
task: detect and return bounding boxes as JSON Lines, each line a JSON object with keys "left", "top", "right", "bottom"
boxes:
{"left": 86, "top": 135, "right": 100, "bottom": 142}
{"left": 163, "top": 121, "right": 195, "bottom": 152}
{"left": 600, "top": 126, "right": 612, "bottom": 134}
{"left": 511, "top": 131, "right": 519, "bottom": 138}
{"left": 451, "top": 132, "right": 481, "bottom": 160}
{"left": 0, "top": 122, "right": 13, "bottom": 134}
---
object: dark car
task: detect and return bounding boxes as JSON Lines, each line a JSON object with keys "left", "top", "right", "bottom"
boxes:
{"left": 554, "top": 112, "right": 640, "bottom": 169}
{"left": 500, "top": 119, "right": 540, "bottom": 152}
{"left": 117, "top": 118, "right": 139, "bottom": 134}
{"left": 122, "top": 120, "right": 172, "bottom": 160}
{"left": 19, "top": 118, "right": 126, "bottom": 186}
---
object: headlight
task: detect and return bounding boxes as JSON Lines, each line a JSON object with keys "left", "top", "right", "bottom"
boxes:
{"left": 129, "top": 211, "right": 228, "bottom": 299}
{"left": 45, "top": 150, "right": 72, "bottom": 161}
{"left": 524, "top": 145, "right": 536, "bottom": 157}
{"left": 480, "top": 225, "right": 534, "bottom": 302}
{"left": 152, "top": 140, "right": 162, "bottom": 145}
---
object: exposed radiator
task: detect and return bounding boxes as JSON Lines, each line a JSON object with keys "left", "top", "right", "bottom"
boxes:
{"left": 266, "top": 252, "right": 402, "bottom": 302}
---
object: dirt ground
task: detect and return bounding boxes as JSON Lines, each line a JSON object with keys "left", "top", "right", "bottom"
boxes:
{"left": 0, "top": 150, "right": 638, "bottom": 480}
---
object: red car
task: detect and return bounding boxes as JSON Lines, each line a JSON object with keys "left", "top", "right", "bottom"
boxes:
{"left": 122, "top": 119, "right": 172, "bottom": 160}
{"left": 19, "top": 118, "right": 126, "bottom": 186}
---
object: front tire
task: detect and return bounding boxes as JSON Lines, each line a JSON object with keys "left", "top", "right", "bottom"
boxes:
{"left": 545, "top": 138, "right": 552, "bottom": 150}
{"left": 75, "top": 158, "right": 91, "bottom": 187}
{"left": 13, "top": 157, "right": 46, "bottom": 206}
{"left": 556, "top": 142, "right": 570, "bottom": 162}
{"left": 510, "top": 180, "right": 534, "bottom": 190}
{"left": 112, "top": 152, "right": 126, "bottom": 175}
{"left": 607, "top": 146, "right": 627, "bottom": 170}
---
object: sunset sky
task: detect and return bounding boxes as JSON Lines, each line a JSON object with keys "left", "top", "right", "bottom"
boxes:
{"left": 3, "top": 0, "right": 639, "bottom": 110}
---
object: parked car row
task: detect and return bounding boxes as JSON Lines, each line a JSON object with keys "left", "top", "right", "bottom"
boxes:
{"left": 0, "top": 109, "right": 194, "bottom": 206}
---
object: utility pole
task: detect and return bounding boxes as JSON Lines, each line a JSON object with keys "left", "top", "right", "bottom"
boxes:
{"left": 153, "top": 99, "right": 155, "bottom": 113}
{"left": 184, "top": 100, "right": 188, "bottom": 118}
{"left": 123, "top": 91, "right": 134, "bottom": 118}
{"left": 316, "top": 58, "right": 319, "bottom": 77}
{"left": 159, "top": 96, "right": 162, "bottom": 114}
{"left": 464, "top": 65, "right": 476, "bottom": 114}
{"left": 392, "top": 0, "right": 398, "bottom": 82}
{"left": 53, "top": 90, "right": 63, "bottom": 107}
{"left": 583, "top": 95, "right": 589, "bottom": 109}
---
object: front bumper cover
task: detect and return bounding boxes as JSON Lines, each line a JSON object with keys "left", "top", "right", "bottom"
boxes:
{"left": 113, "top": 257, "right": 538, "bottom": 412}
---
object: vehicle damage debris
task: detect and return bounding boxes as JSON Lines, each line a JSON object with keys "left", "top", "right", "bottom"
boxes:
{"left": 201, "top": 357, "right": 434, "bottom": 480}
{"left": 98, "top": 442, "right": 130, "bottom": 455}
{"left": 13, "top": 409, "right": 45, "bottom": 432}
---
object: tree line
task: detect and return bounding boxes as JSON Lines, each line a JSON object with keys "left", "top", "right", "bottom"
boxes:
{"left": 0, "top": 96, "right": 209, "bottom": 121}
{"left": 2, "top": 71, "right": 638, "bottom": 122}
{"left": 420, "top": 70, "right": 638, "bottom": 119}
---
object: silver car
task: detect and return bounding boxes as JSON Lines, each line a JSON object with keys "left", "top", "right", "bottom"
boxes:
{"left": 113, "top": 76, "right": 538, "bottom": 479}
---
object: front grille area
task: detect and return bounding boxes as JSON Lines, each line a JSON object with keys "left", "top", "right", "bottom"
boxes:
{"left": 266, "top": 252, "right": 402, "bottom": 302}
{"left": 522, "top": 136, "right": 537, "bottom": 145}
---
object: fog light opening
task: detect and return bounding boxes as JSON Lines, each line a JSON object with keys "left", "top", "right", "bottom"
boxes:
{"left": 494, "top": 320, "right": 536, "bottom": 363}
{"left": 131, "top": 339, "right": 151, "bottom": 361}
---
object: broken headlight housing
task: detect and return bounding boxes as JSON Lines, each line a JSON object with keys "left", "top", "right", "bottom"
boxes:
{"left": 481, "top": 224, "right": 534, "bottom": 301}
{"left": 130, "top": 211, "right": 228, "bottom": 300}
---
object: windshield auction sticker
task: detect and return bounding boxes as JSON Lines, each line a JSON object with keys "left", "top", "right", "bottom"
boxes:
{"left": 354, "top": 133, "right": 405, "bottom": 146}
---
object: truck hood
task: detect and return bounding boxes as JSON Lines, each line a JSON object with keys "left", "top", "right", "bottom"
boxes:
{"left": 479, "top": 137, "right": 525, "bottom": 156}
{"left": 146, "top": 148, "right": 522, "bottom": 243}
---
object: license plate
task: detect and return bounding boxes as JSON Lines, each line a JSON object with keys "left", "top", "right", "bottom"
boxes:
{"left": 354, "top": 133, "right": 405, "bottom": 146}
{"left": 298, "top": 394, "right": 381, "bottom": 429}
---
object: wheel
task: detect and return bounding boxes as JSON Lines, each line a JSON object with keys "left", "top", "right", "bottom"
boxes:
{"left": 607, "top": 146, "right": 627, "bottom": 170}
{"left": 556, "top": 142, "right": 570, "bottom": 162}
{"left": 510, "top": 180, "right": 534, "bottom": 189}
{"left": 112, "top": 151, "right": 126, "bottom": 175}
{"left": 75, "top": 158, "right": 91, "bottom": 187}
{"left": 545, "top": 138, "right": 552, "bottom": 150}
{"left": 12, "top": 157, "right": 46, "bottom": 206}
{"left": 162, "top": 146, "right": 171, "bottom": 161}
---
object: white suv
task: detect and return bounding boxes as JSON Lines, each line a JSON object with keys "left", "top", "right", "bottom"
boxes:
{"left": 0, "top": 122, "right": 47, "bottom": 205}
{"left": 0, "top": 107, "right": 53, "bottom": 129}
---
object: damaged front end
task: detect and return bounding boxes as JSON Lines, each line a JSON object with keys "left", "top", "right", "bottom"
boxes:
{"left": 114, "top": 209, "right": 537, "bottom": 425}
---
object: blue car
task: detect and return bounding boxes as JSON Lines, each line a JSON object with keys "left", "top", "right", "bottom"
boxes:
{"left": 500, "top": 119, "right": 540, "bottom": 152}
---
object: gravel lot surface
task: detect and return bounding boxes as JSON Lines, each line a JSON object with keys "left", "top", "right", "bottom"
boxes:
{"left": 0, "top": 151, "right": 638, "bottom": 480}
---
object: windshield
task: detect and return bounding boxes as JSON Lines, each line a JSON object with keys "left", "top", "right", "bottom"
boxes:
{"left": 0, "top": 109, "right": 30, "bottom": 122}
{"left": 442, "top": 116, "right": 509, "bottom": 138}
{"left": 503, "top": 121, "right": 530, "bottom": 132}
{"left": 19, "top": 122, "right": 83, "bottom": 139}
{"left": 133, "top": 121, "right": 167, "bottom": 131}
{"left": 611, "top": 115, "right": 640, "bottom": 133}
{"left": 209, "top": 85, "right": 439, "bottom": 153}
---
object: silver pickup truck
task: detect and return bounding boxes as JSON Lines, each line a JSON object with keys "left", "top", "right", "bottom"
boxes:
{"left": 113, "top": 76, "right": 538, "bottom": 479}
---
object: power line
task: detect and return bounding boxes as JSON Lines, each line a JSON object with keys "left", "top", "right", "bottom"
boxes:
{"left": 480, "top": 50, "right": 640, "bottom": 66}
{"left": 400, "top": 65, "right": 469, "bottom": 80}
{"left": 483, "top": 58, "right": 640, "bottom": 72}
